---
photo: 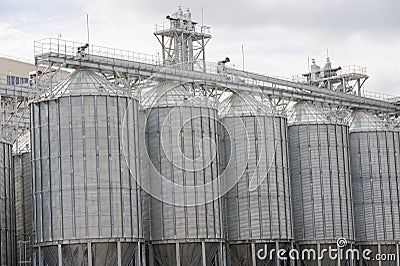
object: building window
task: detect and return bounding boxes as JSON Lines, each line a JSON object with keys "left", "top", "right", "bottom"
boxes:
{"left": 6, "top": 75, "right": 29, "bottom": 85}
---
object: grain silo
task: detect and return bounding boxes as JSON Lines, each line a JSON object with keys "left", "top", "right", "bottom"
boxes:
{"left": 30, "top": 68, "right": 144, "bottom": 265}
{"left": 220, "top": 93, "right": 292, "bottom": 265}
{"left": 142, "top": 81, "right": 225, "bottom": 266}
{"left": 288, "top": 102, "right": 354, "bottom": 265}
{"left": 349, "top": 110, "right": 400, "bottom": 264}
{"left": 0, "top": 140, "right": 16, "bottom": 266}
{"left": 13, "top": 133, "right": 33, "bottom": 265}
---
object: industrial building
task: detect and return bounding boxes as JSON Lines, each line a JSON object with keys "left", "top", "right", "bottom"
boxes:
{"left": 1, "top": 6, "right": 400, "bottom": 266}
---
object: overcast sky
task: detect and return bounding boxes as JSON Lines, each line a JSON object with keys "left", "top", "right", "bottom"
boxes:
{"left": 1, "top": 0, "right": 399, "bottom": 94}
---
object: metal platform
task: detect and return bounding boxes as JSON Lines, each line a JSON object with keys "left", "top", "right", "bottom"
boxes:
{"left": 34, "top": 38, "right": 400, "bottom": 113}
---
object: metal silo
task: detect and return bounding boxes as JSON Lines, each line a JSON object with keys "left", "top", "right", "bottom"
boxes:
{"left": 30, "top": 69, "right": 144, "bottom": 265}
{"left": 0, "top": 140, "right": 16, "bottom": 266}
{"left": 220, "top": 93, "right": 292, "bottom": 266}
{"left": 13, "top": 133, "right": 33, "bottom": 265}
{"left": 142, "top": 81, "right": 225, "bottom": 266}
{"left": 349, "top": 110, "right": 400, "bottom": 264}
{"left": 288, "top": 102, "right": 354, "bottom": 265}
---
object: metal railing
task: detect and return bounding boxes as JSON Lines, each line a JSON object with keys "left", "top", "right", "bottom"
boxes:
{"left": 34, "top": 38, "right": 161, "bottom": 66}
{"left": 154, "top": 22, "right": 211, "bottom": 35}
{"left": 337, "top": 65, "right": 367, "bottom": 76}
{"left": 362, "top": 90, "right": 400, "bottom": 104}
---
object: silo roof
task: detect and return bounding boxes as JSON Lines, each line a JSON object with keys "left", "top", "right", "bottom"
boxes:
{"left": 349, "top": 110, "right": 387, "bottom": 132}
{"left": 288, "top": 101, "right": 329, "bottom": 125}
{"left": 219, "top": 92, "right": 274, "bottom": 118}
{"left": 51, "top": 68, "right": 131, "bottom": 98}
{"left": 141, "top": 81, "right": 217, "bottom": 109}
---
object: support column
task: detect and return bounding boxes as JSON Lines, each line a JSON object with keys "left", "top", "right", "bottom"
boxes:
{"left": 117, "top": 241, "right": 122, "bottom": 266}
{"left": 396, "top": 243, "right": 399, "bottom": 266}
{"left": 141, "top": 242, "right": 146, "bottom": 266}
{"left": 176, "top": 243, "right": 180, "bottom": 266}
{"left": 38, "top": 246, "right": 43, "bottom": 266}
{"left": 221, "top": 242, "right": 226, "bottom": 266}
{"left": 251, "top": 242, "right": 256, "bottom": 266}
{"left": 317, "top": 242, "right": 321, "bottom": 266}
{"left": 378, "top": 243, "right": 382, "bottom": 266}
{"left": 88, "top": 242, "right": 92, "bottom": 266}
{"left": 276, "top": 242, "right": 280, "bottom": 266}
{"left": 290, "top": 242, "right": 295, "bottom": 266}
{"left": 58, "top": 244, "right": 62, "bottom": 266}
{"left": 202, "top": 241, "right": 206, "bottom": 266}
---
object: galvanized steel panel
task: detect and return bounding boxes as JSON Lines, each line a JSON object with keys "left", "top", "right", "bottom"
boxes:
{"left": 350, "top": 130, "right": 400, "bottom": 243}
{"left": 222, "top": 115, "right": 292, "bottom": 241}
{"left": 144, "top": 105, "right": 223, "bottom": 241}
{"left": 0, "top": 142, "right": 15, "bottom": 266}
{"left": 289, "top": 123, "right": 354, "bottom": 243}
{"left": 31, "top": 94, "right": 142, "bottom": 264}
{"left": 14, "top": 152, "right": 33, "bottom": 265}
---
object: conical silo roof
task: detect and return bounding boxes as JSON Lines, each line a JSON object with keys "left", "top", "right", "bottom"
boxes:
{"left": 219, "top": 93, "right": 274, "bottom": 118}
{"left": 288, "top": 101, "right": 329, "bottom": 125}
{"left": 141, "top": 81, "right": 217, "bottom": 109}
{"left": 349, "top": 110, "right": 386, "bottom": 132}
{"left": 50, "top": 68, "right": 130, "bottom": 97}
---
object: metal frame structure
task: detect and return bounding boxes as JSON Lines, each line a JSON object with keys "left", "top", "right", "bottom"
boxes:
{"left": 0, "top": 82, "right": 31, "bottom": 143}
{"left": 33, "top": 38, "right": 400, "bottom": 115}
{"left": 154, "top": 6, "right": 211, "bottom": 69}
{"left": 25, "top": 7, "right": 400, "bottom": 266}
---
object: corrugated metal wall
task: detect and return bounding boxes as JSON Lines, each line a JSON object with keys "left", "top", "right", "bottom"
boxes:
{"left": 288, "top": 103, "right": 354, "bottom": 245}
{"left": 289, "top": 123, "right": 354, "bottom": 242}
{"left": 219, "top": 93, "right": 292, "bottom": 266}
{"left": 142, "top": 81, "right": 224, "bottom": 265}
{"left": 14, "top": 152, "right": 33, "bottom": 265}
{"left": 223, "top": 115, "right": 292, "bottom": 242}
{"left": 31, "top": 94, "right": 143, "bottom": 265}
{"left": 350, "top": 130, "right": 400, "bottom": 242}
{"left": 145, "top": 106, "right": 223, "bottom": 241}
{"left": 0, "top": 141, "right": 16, "bottom": 266}
{"left": 349, "top": 111, "right": 400, "bottom": 265}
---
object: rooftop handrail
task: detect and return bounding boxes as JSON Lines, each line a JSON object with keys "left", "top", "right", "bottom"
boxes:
{"left": 154, "top": 22, "right": 211, "bottom": 35}
{"left": 362, "top": 90, "right": 400, "bottom": 103}
{"left": 34, "top": 38, "right": 161, "bottom": 65}
{"left": 337, "top": 65, "right": 367, "bottom": 76}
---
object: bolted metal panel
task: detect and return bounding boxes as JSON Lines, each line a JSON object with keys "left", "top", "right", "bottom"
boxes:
{"left": 144, "top": 105, "right": 223, "bottom": 241}
{"left": 0, "top": 141, "right": 16, "bottom": 266}
{"left": 142, "top": 81, "right": 224, "bottom": 265}
{"left": 288, "top": 103, "right": 354, "bottom": 243}
{"left": 350, "top": 111, "right": 400, "bottom": 243}
{"left": 31, "top": 69, "right": 143, "bottom": 265}
{"left": 32, "top": 95, "right": 142, "bottom": 242}
{"left": 220, "top": 94, "right": 292, "bottom": 242}
{"left": 13, "top": 152, "right": 33, "bottom": 265}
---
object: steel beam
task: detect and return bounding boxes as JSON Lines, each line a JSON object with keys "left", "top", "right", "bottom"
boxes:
{"left": 34, "top": 52, "right": 400, "bottom": 113}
